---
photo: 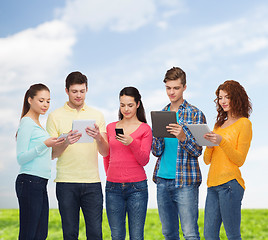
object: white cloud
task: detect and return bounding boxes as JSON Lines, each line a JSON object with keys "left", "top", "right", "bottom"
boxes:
{"left": 58, "top": 0, "right": 188, "bottom": 32}
{"left": 60, "top": 0, "right": 156, "bottom": 32}
{"left": 0, "top": 109, "right": 20, "bottom": 128}
{"left": 0, "top": 20, "right": 75, "bottom": 93}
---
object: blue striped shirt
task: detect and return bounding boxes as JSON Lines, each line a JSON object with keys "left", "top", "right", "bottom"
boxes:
{"left": 152, "top": 100, "right": 206, "bottom": 188}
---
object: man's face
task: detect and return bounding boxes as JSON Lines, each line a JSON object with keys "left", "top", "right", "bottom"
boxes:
{"left": 65, "top": 83, "right": 87, "bottom": 109}
{"left": 165, "top": 79, "right": 186, "bottom": 105}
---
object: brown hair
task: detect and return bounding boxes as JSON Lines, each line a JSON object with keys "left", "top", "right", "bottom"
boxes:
{"left": 16, "top": 83, "right": 50, "bottom": 138}
{"left": 163, "top": 67, "right": 186, "bottom": 86}
{"left": 20, "top": 83, "right": 50, "bottom": 120}
{"left": 214, "top": 80, "right": 252, "bottom": 128}
{"left": 65, "top": 71, "right": 88, "bottom": 91}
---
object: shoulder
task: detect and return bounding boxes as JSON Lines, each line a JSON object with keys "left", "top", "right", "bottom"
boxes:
{"left": 140, "top": 122, "right": 152, "bottom": 131}
{"left": 238, "top": 117, "right": 252, "bottom": 128}
{"left": 184, "top": 101, "right": 206, "bottom": 120}
{"left": 48, "top": 106, "right": 66, "bottom": 118}
{"left": 19, "top": 117, "right": 34, "bottom": 128}
{"left": 139, "top": 123, "right": 152, "bottom": 137}
{"left": 17, "top": 117, "right": 35, "bottom": 136}
{"left": 107, "top": 122, "right": 117, "bottom": 129}
{"left": 184, "top": 101, "right": 203, "bottom": 113}
{"left": 85, "top": 106, "right": 104, "bottom": 118}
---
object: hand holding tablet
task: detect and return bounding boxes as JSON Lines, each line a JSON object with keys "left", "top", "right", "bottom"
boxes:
{"left": 72, "top": 119, "right": 96, "bottom": 143}
{"left": 151, "top": 111, "right": 177, "bottom": 138}
{"left": 185, "top": 124, "right": 218, "bottom": 146}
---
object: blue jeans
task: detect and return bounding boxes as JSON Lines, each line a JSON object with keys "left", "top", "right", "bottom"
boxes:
{"left": 15, "top": 174, "right": 49, "bottom": 240}
{"left": 204, "top": 179, "right": 244, "bottom": 240}
{"left": 156, "top": 177, "right": 200, "bottom": 240}
{"left": 105, "top": 180, "right": 148, "bottom": 240}
{"left": 56, "top": 182, "right": 103, "bottom": 240}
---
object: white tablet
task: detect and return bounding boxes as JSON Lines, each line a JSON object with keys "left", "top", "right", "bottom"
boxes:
{"left": 185, "top": 124, "right": 218, "bottom": 146}
{"left": 72, "top": 119, "right": 96, "bottom": 143}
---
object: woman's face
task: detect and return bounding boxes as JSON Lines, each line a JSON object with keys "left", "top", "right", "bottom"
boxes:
{"left": 119, "top": 95, "right": 140, "bottom": 120}
{"left": 28, "top": 90, "right": 50, "bottom": 115}
{"left": 218, "top": 90, "right": 231, "bottom": 113}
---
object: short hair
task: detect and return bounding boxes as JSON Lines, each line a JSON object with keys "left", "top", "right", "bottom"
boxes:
{"left": 214, "top": 80, "right": 252, "bottom": 128}
{"left": 163, "top": 67, "right": 186, "bottom": 86}
{"left": 65, "top": 71, "right": 88, "bottom": 91}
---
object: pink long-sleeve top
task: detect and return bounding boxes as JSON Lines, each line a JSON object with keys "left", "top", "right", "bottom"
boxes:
{"left": 104, "top": 121, "right": 152, "bottom": 183}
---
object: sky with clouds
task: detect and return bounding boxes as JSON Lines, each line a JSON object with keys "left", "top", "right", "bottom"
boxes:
{"left": 0, "top": 0, "right": 267, "bottom": 209}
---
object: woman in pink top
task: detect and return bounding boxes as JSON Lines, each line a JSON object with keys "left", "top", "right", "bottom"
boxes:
{"left": 104, "top": 86, "right": 152, "bottom": 240}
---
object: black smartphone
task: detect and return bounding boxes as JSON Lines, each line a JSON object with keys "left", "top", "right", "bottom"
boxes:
{"left": 115, "top": 128, "right": 124, "bottom": 136}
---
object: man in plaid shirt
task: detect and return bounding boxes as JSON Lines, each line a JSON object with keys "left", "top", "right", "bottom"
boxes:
{"left": 152, "top": 67, "right": 206, "bottom": 240}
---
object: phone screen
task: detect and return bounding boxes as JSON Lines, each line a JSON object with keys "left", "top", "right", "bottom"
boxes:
{"left": 115, "top": 128, "right": 124, "bottom": 136}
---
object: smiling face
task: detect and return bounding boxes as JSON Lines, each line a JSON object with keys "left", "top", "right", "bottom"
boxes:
{"left": 66, "top": 83, "right": 87, "bottom": 110}
{"left": 165, "top": 78, "right": 186, "bottom": 105}
{"left": 28, "top": 90, "right": 50, "bottom": 115}
{"left": 119, "top": 95, "right": 140, "bottom": 120}
{"left": 218, "top": 90, "right": 231, "bottom": 113}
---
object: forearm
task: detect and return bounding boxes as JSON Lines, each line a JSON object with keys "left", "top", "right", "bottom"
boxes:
{"left": 96, "top": 135, "right": 109, "bottom": 157}
{"left": 52, "top": 143, "right": 68, "bottom": 159}
{"left": 129, "top": 140, "right": 151, "bottom": 166}
{"left": 219, "top": 137, "right": 249, "bottom": 167}
{"left": 17, "top": 142, "right": 48, "bottom": 165}
{"left": 151, "top": 137, "right": 165, "bottom": 157}
{"left": 103, "top": 155, "right": 110, "bottom": 174}
{"left": 203, "top": 147, "right": 213, "bottom": 165}
{"left": 180, "top": 135, "right": 203, "bottom": 157}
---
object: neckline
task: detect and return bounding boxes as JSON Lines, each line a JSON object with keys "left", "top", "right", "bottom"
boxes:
{"left": 219, "top": 117, "right": 245, "bottom": 129}
{"left": 115, "top": 121, "right": 144, "bottom": 136}
{"left": 64, "top": 101, "right": 87, "bottom": 112}
{"left": 22, "top": 116, "right": 45, "bottom": 131}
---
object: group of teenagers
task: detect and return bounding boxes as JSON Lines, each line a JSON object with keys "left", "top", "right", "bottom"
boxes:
{"left": 15, "top": 66, "right": 252, "bottom": 240}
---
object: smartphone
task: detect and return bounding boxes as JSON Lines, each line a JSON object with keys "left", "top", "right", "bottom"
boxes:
{"left": 115, "top": 128, "right": 124, "bottom": 136}
{"left": 57, "top": 133, "right": 68, "bottom": 139}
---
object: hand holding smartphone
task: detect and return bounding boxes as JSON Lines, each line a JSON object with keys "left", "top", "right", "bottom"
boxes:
{"left": 57, "top": 133, "right": 68, "bottom": 140}
{"left": 115, "top": 128, "right": 124, "bottom": 136}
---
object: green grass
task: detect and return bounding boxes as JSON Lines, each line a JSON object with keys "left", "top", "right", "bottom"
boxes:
{"left": 0, "top": 209, "right": 267, "bottom": 239}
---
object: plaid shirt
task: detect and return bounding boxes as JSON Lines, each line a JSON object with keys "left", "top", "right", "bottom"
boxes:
{"left": 152, "top": 100, "right": 206, "bottom": 188}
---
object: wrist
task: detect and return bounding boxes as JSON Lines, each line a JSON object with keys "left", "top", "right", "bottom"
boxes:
{"left": 178, "top": 132, "right": 186, "bottom": 142}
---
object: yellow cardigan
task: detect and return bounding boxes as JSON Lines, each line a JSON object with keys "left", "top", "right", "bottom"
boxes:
{"left": 204, "top": 117, "right": 252, "bottom": 189}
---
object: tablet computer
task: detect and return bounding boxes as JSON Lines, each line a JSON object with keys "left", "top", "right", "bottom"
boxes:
{"left": 151, "top": 111, "right": 177, "bottom": 138}
{"left": 72, "top": 119, "right": 96, "bottom": 143}
{"left": 185, "top": 124, "right": 218, "bottom": 146}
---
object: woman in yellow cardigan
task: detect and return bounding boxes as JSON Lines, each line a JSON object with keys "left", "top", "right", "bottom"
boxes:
{"left": 203, "top": 80, "right": 252, "bottom": 240}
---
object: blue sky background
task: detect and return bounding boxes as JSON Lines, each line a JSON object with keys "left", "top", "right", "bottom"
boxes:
{"left": 0, "top": 0, "right": 267, "bottom": 209}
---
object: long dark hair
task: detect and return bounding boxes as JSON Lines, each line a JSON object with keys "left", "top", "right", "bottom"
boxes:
{"left": 214, "top": 80, "right": 252, "bottom": 128}
{"left": 20, "top": 83, "right": 50, "bottom": 119}
{"left": 118, "top": 87, "right": 147, "bottom": 123}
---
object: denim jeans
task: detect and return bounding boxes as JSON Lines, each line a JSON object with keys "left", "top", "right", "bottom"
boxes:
{"left": 204, "top": 179, "right": 244, "bottom": 240}
{"left": 105, "top": 180, "right": 148, "bottom": 240}
{"left": 156, "top": 177, "right": 200, "bottom": 240}
{"left": 15, "top": 174, "right": 49, "bottom": 240}
{"left": 56, "top": 182, "right": 103, "bottom": 240}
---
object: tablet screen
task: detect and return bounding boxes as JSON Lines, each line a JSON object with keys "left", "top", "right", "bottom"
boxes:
{"left": 72, "top": 119, "right": 95, "bottom": 143}
{"left": 151, "top": 111, "right": 177, "bottom": 138}
{"left": 185, "top": 124, "right": 218, "bottom": 146}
